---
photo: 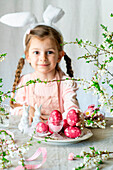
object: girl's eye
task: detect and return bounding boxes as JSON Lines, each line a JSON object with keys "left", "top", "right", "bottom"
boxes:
{"left": 34, "top": 51, "right": 39, "bottom": 55}
{"left": 46, "top": 51, "right": 54, "bottom": 55}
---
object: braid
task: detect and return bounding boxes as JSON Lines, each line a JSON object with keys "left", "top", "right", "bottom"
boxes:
{"left": 64, "top": 53, "right": 74, "bottom": 77}
{"left": 10, "top": 57, "right": 25, "bottom": 108}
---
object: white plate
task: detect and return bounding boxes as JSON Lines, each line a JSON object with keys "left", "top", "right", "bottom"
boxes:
{"left": 36, "top": 132, "right": 51, "bottom": 137}
{"left": 32, "top": 128, "right": 93, "bottom": 145}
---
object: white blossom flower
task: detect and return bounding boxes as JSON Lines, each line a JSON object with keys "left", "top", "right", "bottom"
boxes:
{"left": 8, "top": 144, "right": 15, "bottom": 148}
{"left": 93, "top": 89, "right": 98, "bottom": 95}
{"left": 80, "top": 150, "right": 86, "bottom": 156}
{"left": 0, "top": 160, "right": 3, "bottom": 164}
{"left": 20, "top": 147, "right": 27, "bottom": 154}
{"left": 83, "top": 156, "right": 89, "bottom": 163}
{"left": 80, "top": 163, "right": 84, "bottom": 167}
{"left": 102, "top": 154, "right": 108, "bottom": 160}
{"left": 18, "top": 160, "right": 22, "bottom": 165}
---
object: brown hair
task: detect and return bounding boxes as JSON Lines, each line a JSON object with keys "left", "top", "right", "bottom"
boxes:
{"left": 10, "top": 25, "right": 73, "bottom": 108}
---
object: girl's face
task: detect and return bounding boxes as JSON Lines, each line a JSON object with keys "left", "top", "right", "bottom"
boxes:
{"left": 26, "top": 37, "right": 63, "bottom": 80}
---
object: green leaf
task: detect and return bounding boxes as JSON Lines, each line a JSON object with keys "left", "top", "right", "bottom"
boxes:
{"left": 29, "top": 144, "right": 32, "bottom": 146}
{"left": 100, "top": 44, "right": 105, "bottom": 49}
{"left": 86, "top": 154, "right": 90, "bottom": 157}
{"left": 95, "top": 151, "right": 99, "bottom": 155}
{"left": 106, "top": 38, "right": 112, "bottom": 43}
{"left": 0, "top": 107, "right": 5, "bottom": 112}
{"left": 100, "top": 24, "right": 108, "bottom": 31}
{"left": 91, "top": 81, "right": 104, "bottom": 94}
{"left": 87, "top": 119, "right": 94, "bottom": 125}
{"left": 89, "top": 147, "right": 95, "bottom": 150}
{"left": 22, "top": 162, "right": 25, "bottom": 166}
{"left": 110, "top": 109, "right": 113, "bottom": 112}
{"left": 102, "top": 33, "right": 107, "bottom": 38}
{"left": 11, "top": 98, "right": 16, "bottom": 102}
{"left": 110, "top": 13, "right": 113, "bottom": 17}
{"left": 96, "top": 48, "right": 100, "bottom": 52}
{"left": 3, "top": 152, "right": 6, "bottom": 156}
{"left": 0, "top": 78, "right": 2, "bottom": 83}
{"left": 109, "top": 84, "right": 113, "bottom": 89}
{"left": 76, "top": 155, "right": 81, "bottom": 158}
{"left": 109, "top": 56, "right": 113, "bottom": 62}
{"left": 2, "top": 157, "right": 9, "bottom": 162}
{"left": 0, "top": 53, "right": 7, "bottom": 57}
{"left": 91, "top": 113, "right": 95, "bottom": 118}
{"left": 98, "top": 160, "right": 103, "bottom": 164}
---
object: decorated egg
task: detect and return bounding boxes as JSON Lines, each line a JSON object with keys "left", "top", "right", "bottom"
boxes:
{"left": 36, "top": 122, "right": 49, "bottom": 133}
{"left": 46, "top": 121, "right": 53, "bottom": 134}
{"left": 66, "top": 109, "right": 79, "bottom": 126}
{"left": 63, "top": 119, "right": 69, "bottom": 130}
{"left": 49, "top": 110, "right": 62, "bottom": 125}
{"left": 48, "top": 127, "right": 54, "bottom": 134}
{"left": 64, "top": 126, "right": 81, "bottom": 138}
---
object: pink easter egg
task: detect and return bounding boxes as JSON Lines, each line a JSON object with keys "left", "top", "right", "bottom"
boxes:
{"left": 49, "top": 127, "right": 54, "bottom": 134}
{"left": 64, "top": 126, "right": 81, "bottom": 138}
{"left": 66, "top": 109, "right": 79, "bottom": 126}
{"left": 49, "top": 110, "right": 62, "bottom": 125}
{"left": 63, "top": 119, "right": 69, "bottom": 130}
{"left": 36, "top": 122, "right": 49, "bottom": 133}
{"left": 46, "top": 121, "right": 53, "bottom": 134}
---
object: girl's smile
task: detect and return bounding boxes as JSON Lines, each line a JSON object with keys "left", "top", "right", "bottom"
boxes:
{"left": 37, "top": 64, "right": 50, "bottom": 66}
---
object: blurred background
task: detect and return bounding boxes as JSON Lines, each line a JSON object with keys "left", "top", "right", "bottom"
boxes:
{"left": 0, "top": 0, "right": 113, "bottom": 116}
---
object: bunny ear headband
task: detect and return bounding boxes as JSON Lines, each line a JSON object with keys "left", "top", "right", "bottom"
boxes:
{"left": 0, "top": 4, "right": 64, "bottom": 50}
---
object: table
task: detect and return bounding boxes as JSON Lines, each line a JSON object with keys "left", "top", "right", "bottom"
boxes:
{"left": 2, "top": 116, "right": 113, "bottom": 170}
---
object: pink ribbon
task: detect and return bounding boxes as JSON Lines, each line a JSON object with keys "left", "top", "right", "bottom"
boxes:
{"left": 0, "top": 129, "right": 47, "bottom": 169}
{"left": 15, "top": 147, "right": 47, "bottom": 170}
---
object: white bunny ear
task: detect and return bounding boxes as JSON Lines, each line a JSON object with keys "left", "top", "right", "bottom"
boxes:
{"left": 0, "top": 12, "right": 37, "bottom": 27}
{"left": 35, "top": 104, "right": 37, "bottom": 110}
{"left": 43, "top": 4, "right": 64, "bottom": 26}
{"left": 23, "top": 104, "right": 25, "bottom": 110}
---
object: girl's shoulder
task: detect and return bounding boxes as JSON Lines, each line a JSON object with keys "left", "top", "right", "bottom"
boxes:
{"left": 57, "top": 69, "right": 77, "bottom": 88}
{"left": 19, "top": 73, "right": 35, "bottom": 85}
{"left": 60, "top": 74, "right": 77, "bottom": 89}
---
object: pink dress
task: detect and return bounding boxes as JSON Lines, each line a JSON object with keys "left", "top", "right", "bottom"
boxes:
{"left": 11, "top": 70, "right": 79, "bottom": 119}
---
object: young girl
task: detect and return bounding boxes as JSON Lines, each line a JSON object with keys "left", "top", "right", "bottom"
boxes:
{"left": 10, "top": 24, "right": 80, "bottom": 124}
{"left": 0, "top": 5, "right": 81, "bottom": 124}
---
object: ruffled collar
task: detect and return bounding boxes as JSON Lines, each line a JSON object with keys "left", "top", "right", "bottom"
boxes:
{"left": 32, "top": 70, "right": 64, "bottom": 86}
{"left": 33, "top": 69, "right": 65, "bottom": 85}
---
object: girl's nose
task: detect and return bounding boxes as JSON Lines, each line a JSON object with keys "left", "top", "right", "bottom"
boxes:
{"left": 40, "top": 52, "right": 47, "bottom": 61}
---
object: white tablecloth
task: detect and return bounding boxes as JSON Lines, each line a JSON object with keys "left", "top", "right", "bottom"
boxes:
{"left": 2, "top": 116, "right": 113, "bottom": 170}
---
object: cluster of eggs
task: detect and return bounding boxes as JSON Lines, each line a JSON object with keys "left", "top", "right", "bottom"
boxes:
{"left": 63, "top": 109, "right": 81, "bottom": 138}
{"left": 36, "top": 109, "right": 81, "bottom": 139}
